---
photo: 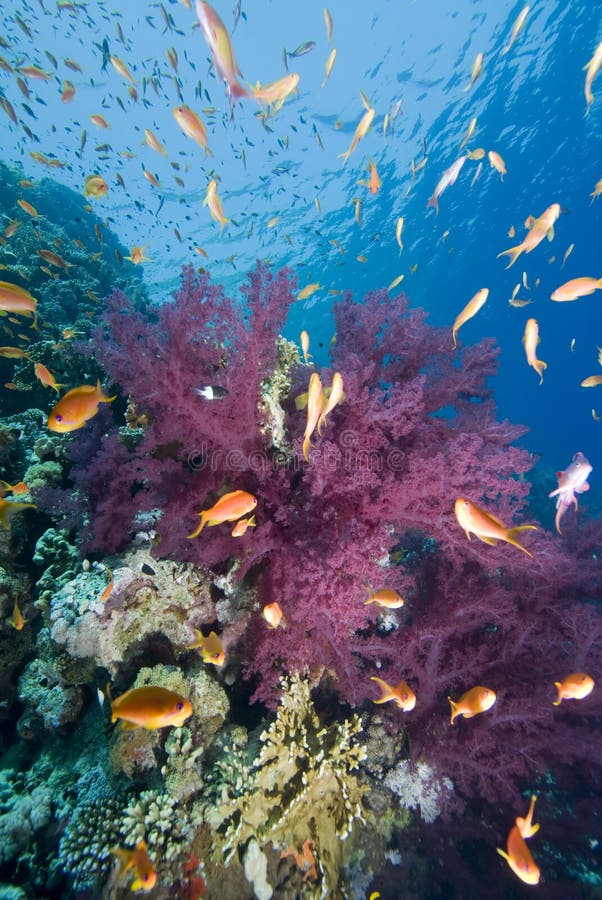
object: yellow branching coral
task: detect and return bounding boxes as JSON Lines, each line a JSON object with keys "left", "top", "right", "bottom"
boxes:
{"left": 210, "top": 674, "right": 367, "bottom": 893}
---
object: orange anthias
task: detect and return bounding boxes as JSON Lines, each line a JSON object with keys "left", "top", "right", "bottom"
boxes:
{"left": 454, "top": 498, "right": 537, "bottom": 557}
{"left": 364, "top": 588, "right": 405, "bottom": 609}
{"left": 497, "top": 824, "right": 540, "bottom": 885}
{"left": 188, "top": 489, "right": 257, "bottom": 538}
{"left": 109, "top": 685, "right": 193, "bottom": 730}
{"left": 370, "top": 676, "right": 416, "bottom": 711}
{"left": 448, "top": 685, "right": 496, "bottom": 724}
{"left": 47, "top": 380, "right": 116, "bottom": 433}
{"left": 553, "top": 672, "right": 595, "bottom": 705}
{"left": 110, "top": 840, "right": 157, "bottom": 892}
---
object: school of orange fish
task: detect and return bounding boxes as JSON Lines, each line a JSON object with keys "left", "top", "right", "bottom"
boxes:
{"left": 0, "top": 1, "right": 600, "bottom": 892}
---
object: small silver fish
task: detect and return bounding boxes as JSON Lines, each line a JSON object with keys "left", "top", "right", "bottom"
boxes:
{"left": 195, "top": 385, "right": 229, "bottom": 400}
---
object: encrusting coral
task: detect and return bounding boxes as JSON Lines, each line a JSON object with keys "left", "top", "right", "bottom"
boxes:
{"left": 48, "top": 549, "right": 216, "bottom": 675}
{"left": 207, "top": 674, "right": 367, "bottom": 896}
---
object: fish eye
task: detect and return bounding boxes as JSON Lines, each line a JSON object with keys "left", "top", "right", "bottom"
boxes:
{"left": 55, "top": 414, "right": 63, "bottom": 422}
{"left": 176, "top": 701, "right": 184, "bottom": 711}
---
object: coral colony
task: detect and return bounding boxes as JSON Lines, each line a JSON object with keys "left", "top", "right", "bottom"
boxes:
{"left": 44, "top": 262, "right": 600, "bottom": 815}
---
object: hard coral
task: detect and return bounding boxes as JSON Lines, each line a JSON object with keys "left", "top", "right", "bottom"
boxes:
{"left": 208, "top": 674, "right": 367, "bottom": 896}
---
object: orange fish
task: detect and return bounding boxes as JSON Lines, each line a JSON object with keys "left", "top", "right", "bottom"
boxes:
{"left": 553, "top": 672, "right": 595, "bottom": 706}
{"left": 0, "top": 496, "right": 36, "bottom": 529}
{"left": 231, "top": 514, "right": 255, "bottom": 537}
{"left": 37, "top": 249, "right": 73, "bottom": 270}
{"left": 515, "top": 794, "right": 540, "bottom": 840}
{"left": 109, "top": 684, "right": 192, "bottom": 730}
{"left": 203, "top": 179, "right": 228, "bottom": 231}
{"left": 173, "top": 105, "right": 213, "bottom": 155}
{"left": 125, "top": 245, "right": 151, "bottom": 265}
{"left": 454, "top": 498, "right": 537, "bottom": 557}
{"left": 364, "top": 588, "right": 405, "bottom": 609}
{"left": 0, "top": 480, "right": 29, "bottom": 495}
{"left": 488, "top": 150, "right": 506, "bottom": 180}
{"left": 262, "top": 601, "right": 284, "bottom": 629}
{"left": 339, "top": 99, "right": 375, "bottom": 164}
{"left": 0, "top": 281, "right": 38, "bottom": 328}
{"left": 358, "top": 158, "right": 381, "bottom": 194}
{"left": 448, "top": 685, "right": 496, "bottom": 724}
{"left": 522, "top": 318, "right": 546, "bottom": 384}
{"left": 61, "top": 80, "right": 75, "bottom": 102}
{"left": 110, "top": 840, "right": 156, "bottom": 893}
{"left": 497, "top": 824, "right": 540, "bottom": 885}
{"left": 34, "top": 363, "right": 64, "bottom": 393}
{"left": 497, "top": 203, "right": 561, "bottom": 268}
{"left": 251, "top": 73, "right": 299, "bottom": 110}
{"left": 550, "top": 276, "right": 602, "bottom": 302}
{"left": 109, "top": 55, "right": 136, "bottom": 84}
{"left": 584, "top": 40, "right": 602, "bottom": 110}
{"left": 189, "top": 629, "right": 225, "bottom": 666}
{"left": 370, "top": 676, "right": 416, "bottom": 711}
{"left": 317, "top": 372, "right": 344, "bottom": 434}
{"left": 7, "top": 598, "right": 24, "bottom": 631}
{"left": 188, "top": 489, "right": 257, "bottom": 538}
{"left": 195, "top": 0, "right": 248, "bottom": 104}
{"left": 0, "top": 346, "right": 31, "bottom": 359}
{"left": 143, "top": 128, "right": 167, "bottom": 156}
{"left": 47, "top": 380, "right": 116, "bottom": 433}
{"left": 84, "top": 174, "right": 108, "bottom": 198}
{"left": 90, "top": 114, "right": 109, "bottom": 129}
{"left": 451, "top": 287, "right": 489, "bottom": 348}
{"left": 302, "top": 372, "right": 323, "bottom": 461}
{"left": 17, "top": 199, "right": 39, "bottom": 217}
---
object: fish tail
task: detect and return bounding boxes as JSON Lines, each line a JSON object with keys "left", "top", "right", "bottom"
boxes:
{"left": 534, "top": 359, "right": 547, "bottom": 384}
{"left": 496, "top": 245, "right": 522, "bottom": 268}
{"left": 553, "top": 682, "right": 563, "bottom": 706}
{"left": 505, "top": 525, "right": 537, "bottom": 557}
{"left": 554, "top": 507, "right": 563, "bottom": 534}
{"left": 187, "top": 515, "right": 207, "bottom": 539}
{"left": 228, "top": 79, "right": 249, "bottom": 101}
{"left": 448, "top": 697, "right": 458, "bottom": 724}
{"left": 426, "top": 194, "right": 439, "bottom": 215}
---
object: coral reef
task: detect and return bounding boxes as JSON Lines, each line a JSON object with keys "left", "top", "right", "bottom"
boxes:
{"left": 383, "top": 759, "right": 454, "bottom": 825}
{"left": 207, "top": 674, "right": 367, "bottom": 896}
{"left": 48, "top": 549, "right": 216, "bottom": 676}
{"left": 0, "top": 768, "right": 52, "bottom": 866}
{"left": 47, "top": 263, "right": 602, "bottom": 811}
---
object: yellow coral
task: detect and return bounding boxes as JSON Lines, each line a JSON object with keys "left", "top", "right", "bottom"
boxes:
{"left": 210, "top": 674, "right": 367, "bottom": 894}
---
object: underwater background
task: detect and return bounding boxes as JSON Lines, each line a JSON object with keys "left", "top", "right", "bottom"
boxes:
{"left": 0, "top": 0, "right": 600, "bottom": 898}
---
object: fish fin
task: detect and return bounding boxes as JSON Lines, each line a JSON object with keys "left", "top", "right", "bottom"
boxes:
{"left": 553, "top": 682, "right": 562, "bottom": 706}
{"left": 302, "top": 435, "right": 312, "bottom": 461}
{"left": 448, "top": 697, "right": 458, "bottom": 724}
{"left": 506, "top": 525, "right": 537, "bottom": 557}
{"left": 534, "top": 359, "right": 547, "bottom": 384}
{"left": 546, "top": 225, "right": 555, "bottom": 241}
{"left": 295, "top": 392, "right": 308, "bottom": 410}
{"left": 120, "top": 720, "right": 140, "bottom": 731}
{"left": 496, "top": 245, "right": 522, "bottom": 268}
{"left": 187, "top": 515, "right": 206, "bottom": 539}
{"left": 476, "top": 534, "right": 498, "bottom": 546}
{"left": 426, "top": 194, "right": 439, "bottom": 215}
{"left": 496, "top": 847, "right": 510, "bottom": 863}
{"left": 110, "top": 847, "right": 133, "bottom": 872}
{"left": 575, "top": 483, "right": 590, "bottom": 493}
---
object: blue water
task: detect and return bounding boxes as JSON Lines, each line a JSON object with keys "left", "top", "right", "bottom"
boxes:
{"left": 0, "top": 1, "right": 601, "bottom": 896}
{"left": 1, "top": 0, "right": 600, "bottom": 478}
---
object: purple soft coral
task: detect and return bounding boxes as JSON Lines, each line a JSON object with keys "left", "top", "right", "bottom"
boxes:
{"left": 53, "top": 264, "right": 601, "bottom": 807}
